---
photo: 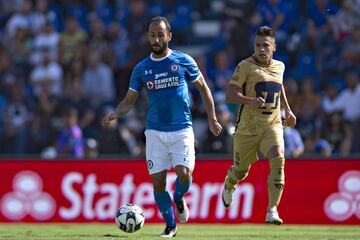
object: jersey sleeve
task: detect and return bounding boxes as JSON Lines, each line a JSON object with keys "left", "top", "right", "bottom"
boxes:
{"left": 229, "top": 60, "right": 248, "bottom": 88}
{"left": 280, "top": 62, "right": 285, "bottom": 83}
{"left": 183, "top": 54, "right": 201, "bottom": 82}
{"left": 129, "top": 64, "right": 143, "bottom": 93}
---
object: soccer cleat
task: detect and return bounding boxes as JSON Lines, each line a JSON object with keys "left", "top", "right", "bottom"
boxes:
{"left": 160, "top": 225, "right": 177, "bottom": 238}
{"left": 265, "top": 210, "right": 283, "bottom": 225}
{"left": 174, "top": 198, "right": 189, "bottom": 223}
{"left": 222, "top": 187, "right": 234, "bottom": 208}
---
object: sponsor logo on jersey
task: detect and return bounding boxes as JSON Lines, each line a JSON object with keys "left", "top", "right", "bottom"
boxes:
{"left": 153, "top": 76, "right": 179, "bottom": 90}
{"left": 155, "top": 72, "right": 168, "bottom": 79}
{"left": 170, "top": 64, "right": 179, "bottom": 72}
{"left": 146, "top": 80, "right": 155, "bottom": 90}
{"left": 145, "top": 70, "right": 153, "bottom": 75}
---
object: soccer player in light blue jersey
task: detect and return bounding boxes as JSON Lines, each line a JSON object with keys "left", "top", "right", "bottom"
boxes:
{"left": 102, "top": 16, "right": 222, "bottom": 237}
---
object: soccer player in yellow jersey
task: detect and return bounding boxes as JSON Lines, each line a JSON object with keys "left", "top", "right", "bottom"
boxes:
{"left": 221, "top": 26, "right": 296, "bottom": 225}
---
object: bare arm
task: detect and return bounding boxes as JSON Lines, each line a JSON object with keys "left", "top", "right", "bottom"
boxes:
{"left": 226, "top": 83, "right": 265, "bottom": 107}
{"left": 101, "top": 89, "right": 139, "bottom": 127}
{"left": 281, "top": 85, "right": 296, "bottom": 127}
{"left": 193, "top": 75, "right": 222, "bottom": 136}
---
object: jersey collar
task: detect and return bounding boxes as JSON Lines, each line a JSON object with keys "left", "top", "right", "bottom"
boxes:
{"left": 150, "top": 49, "right": 173, "bottom": 61}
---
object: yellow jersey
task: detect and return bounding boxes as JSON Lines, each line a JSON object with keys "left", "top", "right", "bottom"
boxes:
{"left": 229, "top": 56, "right": 285, "bottom": 135}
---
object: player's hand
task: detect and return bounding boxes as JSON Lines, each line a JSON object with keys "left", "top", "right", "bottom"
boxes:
{"left": 101, "top": 112, "right": 118, "bottom": 128}
{"left": 251, "top": 97, "right": 265, "bottom": 108}
{"left": 209, "top": 119, "right": 223, "bottom": 136}
{"left": 283, "top": 109, "right": 296, "bottom": 128}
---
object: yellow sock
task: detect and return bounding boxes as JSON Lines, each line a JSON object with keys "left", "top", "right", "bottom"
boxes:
{"left": 267, "top": 156, "right": 285, "bottom": 211}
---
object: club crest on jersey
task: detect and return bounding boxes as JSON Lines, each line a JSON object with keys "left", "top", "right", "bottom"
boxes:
{"left": 170, "top": 64, "right": 179, "bottom": 72}
{"left": 146, "top": 80, "right": 154, "bottom": 90}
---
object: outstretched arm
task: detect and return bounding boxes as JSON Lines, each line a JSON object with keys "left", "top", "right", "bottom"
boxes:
{"left": 101, "top": 89, "right": 139, "bottom": 127}
{"left": 193, "top": 75, "right": 222, "bottom": 136}
{"left": 281, "top": 85, "right": 296, "bottom": 127}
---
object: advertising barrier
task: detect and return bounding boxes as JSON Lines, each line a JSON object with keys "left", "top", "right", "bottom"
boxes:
{"left": 0, "top": 159, "right": 359, "bottom": 224}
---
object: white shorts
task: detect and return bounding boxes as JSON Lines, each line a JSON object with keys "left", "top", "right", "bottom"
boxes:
{"left": 144, "top": 127, "right": 195, "bottom": 175}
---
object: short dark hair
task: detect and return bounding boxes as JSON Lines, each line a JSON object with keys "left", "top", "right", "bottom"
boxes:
{"left": 256, "top": 26, "right": 275, "bottom": 38}
{"left": 150, "top": 16, "right": 171, "bottom": 32}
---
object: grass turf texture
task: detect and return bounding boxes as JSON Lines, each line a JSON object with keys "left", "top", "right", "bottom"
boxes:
{"left": 0, "top": 223, "right": 359, "bottom": 240}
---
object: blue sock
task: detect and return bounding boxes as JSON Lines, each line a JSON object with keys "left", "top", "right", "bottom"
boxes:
{"left": 154, "top": 191, "right": 176, "bottom": 228}
{"left": 173, "top": 177, "right": 192, "bottom": 202}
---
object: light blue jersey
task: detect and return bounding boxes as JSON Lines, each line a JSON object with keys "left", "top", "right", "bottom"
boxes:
{"left": 129, "top": 49, "right": 201, "bottom": 132}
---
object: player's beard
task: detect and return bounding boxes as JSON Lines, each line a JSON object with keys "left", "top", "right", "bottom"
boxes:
{"left": 151, "top": 42, "right": 168, "bottom": 55}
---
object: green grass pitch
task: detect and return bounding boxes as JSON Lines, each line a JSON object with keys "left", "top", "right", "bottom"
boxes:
{"left": 0, "top": 223, "right": 359, "bottom": 240}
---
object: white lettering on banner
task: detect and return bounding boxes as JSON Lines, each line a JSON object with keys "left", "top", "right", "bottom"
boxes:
{"left": 58, "top": 171, "right": 255, "bottom": 220}
{"left": 59, "top": 172, "right": 82, "bottom": 219}
{"left": 60, "top": 172, "right": 140, "bottom": 220}
{"left": 199, "top": 183, "right": 219, "bottom": 219}
{"left": 83, "top": 174, "right": 98, "bottom": 219}
{"left": 96, "top": 183, "right": 118, "bottom": 220}
{"left": 134, "top": 183, "right": 155, "bottom": 219}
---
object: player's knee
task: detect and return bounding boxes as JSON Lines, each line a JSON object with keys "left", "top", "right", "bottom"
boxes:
{"left": 177, "top": 171, "right": 192, "bottom": 184}
{"left": 175, "top": 165, "right": 192, "bottom": 184}
{"left": 234, "top": 169, "right": 249, "bottom": 180}
{"left": 269, "top": 155, "right": 285, "bottom": 170}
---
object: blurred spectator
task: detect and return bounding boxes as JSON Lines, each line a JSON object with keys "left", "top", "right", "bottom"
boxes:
{"left": 106, "top": 21, "right": 129, "bottom": 68}
{"left": 322, "top": 111, "right": 352, "bottom": 155}
{"left": 5, "top": 0, "right": 32, "bottom": 38}
{"left": 56, "top": 107, "right": 84, "bottom": 159}
{"left": 30, "top": 0, "right": 56, "bottom": 34}
{"left": 58, "top": 80, "right": 96, "bottom": 139}
{"left": 339, "top": 26, "right": 360, "bottom": 66}
{"left": 31, "top": 20, "right": 60, "bottom": 65}
{"left": 86, "top": 15, "right": 108, "bottom": 56}
{"left": 202, "top": 104, "right": 232, "bottom": 154}
{"left": 327, "top": 69, "right": 360, "bottom": 123}
{"left": 284, "top": 126, "right": 304, "bottom": 158}
{"left": 314, "top": 138, "right": 332, "bottom": 157}
{"left": 209, "top": 50, "right": 233, "bottom": 93}
{"left": 0, "top": 81, "right": 34, "bottom": 154}
{"left": 59, "top": 16, "right": 87, "bottom": 66}
{"left": 331, "top": 0, "right": 360, "bottom": 42}
{"left": 8, "top": 28, "right": 32, "bottom": 69}
{"left": 321, "top": 83, "right": 339, "bottom": 114}
{"left": 125, "top": 0, "right": 151, "bottom": 62}
{"left": 63, "top": 58, "right": 83, "bottom": 92}
{"left": 97, "top": 112, "right": 127, "bottom": 155}
{"left": 83, "top": 51, "right": 115, "bottom": 108}
{"left": 30, "top": 51, "right": 63, "bottom": 97}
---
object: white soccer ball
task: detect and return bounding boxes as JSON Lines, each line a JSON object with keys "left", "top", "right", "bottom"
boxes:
{"left": 115, "top": 204, "right": 145, "bottom": 233}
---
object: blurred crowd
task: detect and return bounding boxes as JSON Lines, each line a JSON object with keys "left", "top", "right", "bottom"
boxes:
{"left": 0, "top": 0, "right": 359, "bottom": 159}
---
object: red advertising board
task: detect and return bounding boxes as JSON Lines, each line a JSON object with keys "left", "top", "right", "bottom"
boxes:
{"left": 0, "top": 159, "right": 359, "bottom": 224}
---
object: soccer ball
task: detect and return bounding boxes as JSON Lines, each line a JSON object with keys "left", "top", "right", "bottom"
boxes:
{"left": 115, "top": 204, "right": 145, "bottom": 233}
